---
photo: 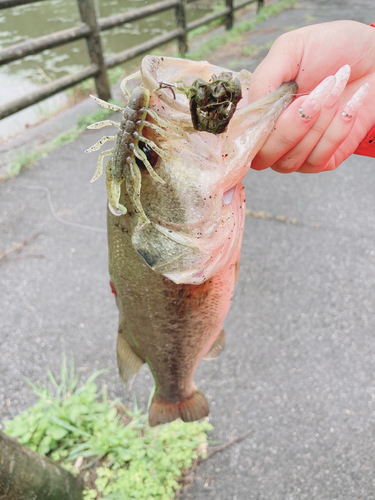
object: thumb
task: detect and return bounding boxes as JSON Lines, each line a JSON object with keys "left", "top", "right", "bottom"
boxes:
{"left": 247, "top": 32, "right": 303, "bottom": 103}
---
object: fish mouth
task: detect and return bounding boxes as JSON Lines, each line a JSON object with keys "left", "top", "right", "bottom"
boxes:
{"left": 133, "top": 60, "right": 297, "bottom": 284}
{"left": 228, "top": 80, "right": 298, "bottom": 133}
{"left": 141, "top": 55, "right": 297, "bottom": 135}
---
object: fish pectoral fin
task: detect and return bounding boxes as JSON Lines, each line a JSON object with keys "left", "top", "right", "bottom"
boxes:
{"left": 117, "top": 332, "right": 144, "bottom": 390}
{"left": 203, "top": 329, "right": 226, "bottom": 360}
{"left": 148, "top": 390, "right": 209, "bottom": 427}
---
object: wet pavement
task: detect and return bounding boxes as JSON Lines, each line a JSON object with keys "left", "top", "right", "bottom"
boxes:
{"left": 1, "top": 1, "right": 375, "bottom": 499}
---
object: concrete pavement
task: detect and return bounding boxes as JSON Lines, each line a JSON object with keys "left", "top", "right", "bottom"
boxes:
{"left": 1, "top": 1, "right": 375, "bottom": 499}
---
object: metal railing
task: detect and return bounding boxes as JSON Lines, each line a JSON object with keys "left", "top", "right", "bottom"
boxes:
{"left": 0, "top": 0, "right": 263, "bottom": 120}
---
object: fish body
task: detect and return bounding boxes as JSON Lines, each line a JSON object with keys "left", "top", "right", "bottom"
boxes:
{"left": 96, "top": 56, "right": 297, "bottom": 426}
{"left": 109, "top": 206, "right": 240, "bottom": 426}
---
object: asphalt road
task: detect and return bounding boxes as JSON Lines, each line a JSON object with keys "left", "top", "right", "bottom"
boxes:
{"left": 1, "top": 1, "right": 375, "bottom": 499}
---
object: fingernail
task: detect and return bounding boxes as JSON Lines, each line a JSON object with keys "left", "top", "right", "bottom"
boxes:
{"left": 324, "top": 65, "right": 351, "bottom": 108}
{"left": 299, "top": 75, "right": 336, "bottom": 120}
{"left": 342, "top": 83, "right": 370, "bottom": 120}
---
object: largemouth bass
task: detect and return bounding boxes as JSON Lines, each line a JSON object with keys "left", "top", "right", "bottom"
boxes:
{"left": 87, "top": 56, "right": 297, "bottom": 426}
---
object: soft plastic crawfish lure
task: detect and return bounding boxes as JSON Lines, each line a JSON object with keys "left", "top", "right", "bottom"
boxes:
{"left": 86, "top": 72, "right": 182, "bottom": 229}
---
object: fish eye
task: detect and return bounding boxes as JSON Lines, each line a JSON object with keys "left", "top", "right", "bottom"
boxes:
{"left": 135, "top": 141, "right": 159, "bottom": 169}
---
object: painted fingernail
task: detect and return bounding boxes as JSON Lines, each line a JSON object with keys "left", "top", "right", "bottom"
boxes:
{"left": 324, "top": 65, "right": 351, "bottom": 108}
{"left": 299, "top": 75, "right": 336, "bottom": 120}
{"left": 342, "top": 83, "right": 370, "bottom": 120}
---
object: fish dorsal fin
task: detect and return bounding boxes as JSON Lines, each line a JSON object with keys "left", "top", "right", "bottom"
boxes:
{"left": 148, "top": 390, "right": 209, "bottom": 427}
{"left": 203, "top": 329, "right": 226, "bottom": 360}
{"left": 117, "top": 332, "right": 144, "bottom": 390}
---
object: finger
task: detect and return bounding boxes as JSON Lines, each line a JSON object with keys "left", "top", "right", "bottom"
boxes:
{"left": 248, "top": 22, "right": 360, "bottom": 102}
{"left": 251, "top": 75, "right": 337, "bottom": 171}
{"left": 297, "top": 83, "right": 370, "bottom": 173}
{"left": 270, "top": 67, "right": 352, "bottom": 173}
{"left": 270, "top": 103, "right": 339, "bottom": 174}
{"left": 321, "top": 114, "right": 373, "bottom": 173}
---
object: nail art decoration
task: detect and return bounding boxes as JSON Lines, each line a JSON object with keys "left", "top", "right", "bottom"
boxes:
{"left": 342, "top": 83, "right": 370, "bottom": 120}
{"left": 324, "top": 65, "right": 351, "bottom": 108}
{"left": 299, "top": 105, "right": 312, "bottom": 120}
{"left": 299, "top": 75, "right": 336, "bottom": 121}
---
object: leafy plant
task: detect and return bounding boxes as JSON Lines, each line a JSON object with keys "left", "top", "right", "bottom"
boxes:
{"left": 2, "top": 356, "right": 213, "bottom": 499}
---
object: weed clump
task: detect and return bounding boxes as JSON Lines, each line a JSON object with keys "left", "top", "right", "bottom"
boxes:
{"left": 2, "top": 357, "right": 212, "bottom": 500}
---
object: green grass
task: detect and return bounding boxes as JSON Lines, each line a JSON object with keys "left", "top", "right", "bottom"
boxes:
{"left": 5, "top": 149, "right": 48, "bottom": 179}
{"left": 3, "top": 101, "right": 121, "bottom": 180}
{"left": 186, "top": 0, "right": 226, "bottom": 41}
{"left": 2, "top": 355, "right": 213, "bottom": 500}
{"left": 185, "top": 0, "right": 297, "bottom": 61}
{"left": 240, "top": 39, "right": 274, "bottom": 57}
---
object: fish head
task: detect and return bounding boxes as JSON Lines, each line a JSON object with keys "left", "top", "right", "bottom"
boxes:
{"left": 128, "top": 56, "right": 297, "bottom": 284}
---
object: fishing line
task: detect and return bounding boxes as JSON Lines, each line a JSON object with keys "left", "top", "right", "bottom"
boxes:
{"left": 10, "top": 185, "right": 107, "bottom": 233}
{"left": 349, "top": 38, "right": 375, "bottom": 69}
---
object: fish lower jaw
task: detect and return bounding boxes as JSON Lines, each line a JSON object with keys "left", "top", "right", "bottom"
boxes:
{"left": 148, "top": 390, "right": 209, "bottom": 427}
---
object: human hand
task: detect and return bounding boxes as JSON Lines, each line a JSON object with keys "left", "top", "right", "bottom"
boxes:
{"left": 247, "top": 20, "right": 375, "bottom": 173}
